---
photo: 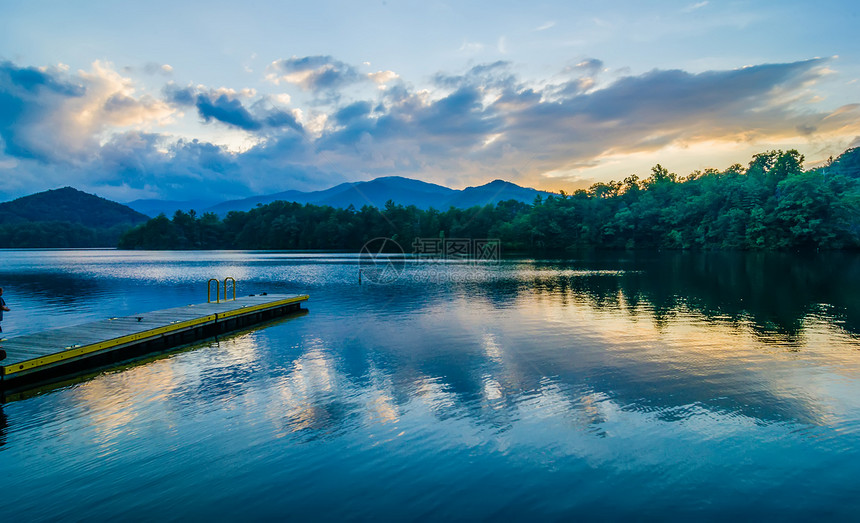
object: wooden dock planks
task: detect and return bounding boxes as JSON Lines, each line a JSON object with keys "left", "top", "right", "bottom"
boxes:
{"left": 0, "top": 294, "right": 308, "bottom": 388}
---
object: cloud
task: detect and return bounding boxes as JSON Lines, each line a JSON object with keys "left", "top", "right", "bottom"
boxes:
{"left": 572, "top": 59, "right": 827, "bottom": 123}
{"left": 2, "top": 56, "right": 859, "bottom": 202}
{"left": 0, "top": 61, "right": 83, "bottom": 96}
{"left": 165, "top": 85, "right": 302, "bottom": 132}
{"left": 487, "top": 58, "right": 858, "bottom": 180}
{"left": 433, "top": 61, "right": 516, "bottom": 91}
{"left": 197, "top": 93, "right": 260, "bottom": 130}
{"left": 266, "top": 55, "right": 362, "bottom": 91}
{"left": 77, "top": 62, "right": 173, "bottom": 128}
{"left": 0, "top": 61, "right": 85, "bottom": 160}
{"left": 368, "top": 70, "right": 399, "bottom": 85}
{"left": 333, "top": 101, "right": 373, "bottom": 124}
{"left": 266, "top": 56, "right": 400, "bottom": 99}
{"left": 683, "top": 1, "right": 709, "bottom": 12}
{"left": 575, "top": 58, "right": 604, "bottom": 75}
{"left": 308, "top": 57, "right": 855, "bottom": 188}
{"left": 94, "top": 132, "right": 252, "bottom": 200}
{"left": 0, "top": 60, "right": 172, "bottom": 163}
{"left": 124, "top": 63, "right": 174, "bottom": 77}
{"left": 144, "top": 62, "right": 173, "bottom": 76}
{"left": 551, "top": 58, "right": 605, "bottom": 97}
{"left": 458, "top": 41, "right": 485, "bottom": 54}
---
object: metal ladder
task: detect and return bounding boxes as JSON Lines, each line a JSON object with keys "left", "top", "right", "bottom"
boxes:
{"left": 206, "top": 277, "right": 237, "bottom": 303}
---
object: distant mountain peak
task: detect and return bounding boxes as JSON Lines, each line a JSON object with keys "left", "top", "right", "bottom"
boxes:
{"left": 463, "top": 179, "right": 528, "bottom": 190}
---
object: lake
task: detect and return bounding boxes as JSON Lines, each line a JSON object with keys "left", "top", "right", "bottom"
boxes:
{"left": 1, "top": 249, "right": 859, "bottom": 519}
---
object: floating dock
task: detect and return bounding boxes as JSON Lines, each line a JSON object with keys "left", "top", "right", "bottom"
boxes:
{"left": 0, "top": 293, "right": 308, "bottom": 391}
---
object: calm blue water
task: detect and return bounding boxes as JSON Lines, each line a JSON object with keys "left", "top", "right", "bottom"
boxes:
{"left": 1, "top": 249, "right": 860, "bottom": 519}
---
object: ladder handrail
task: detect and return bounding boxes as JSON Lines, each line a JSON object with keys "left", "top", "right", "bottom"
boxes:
{"left": 207, "top": 278, "right": 220, "bottom": 303}
{"left": 223, "top": 277, "right": 236, "bottom": 301}
{"left": 207, "top": 278, "right": 237, "bottom": 303}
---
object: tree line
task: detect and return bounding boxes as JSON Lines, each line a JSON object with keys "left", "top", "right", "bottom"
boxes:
{"left": 0, "top": 221, "right": 133, "bottom": 248}
{"left": 118, "top": 148, "right": 860, "bottom": 251}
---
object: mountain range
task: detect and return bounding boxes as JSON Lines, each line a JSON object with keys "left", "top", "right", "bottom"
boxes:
{"left": 125, "top": 176, "right": 555, "bottom": 217}
{"left": 0, "top": 177, "right": 553, "bottom": 247}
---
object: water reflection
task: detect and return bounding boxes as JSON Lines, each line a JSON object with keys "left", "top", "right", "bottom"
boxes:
{"left": 1, "top": 250, "right": 860, "bottom": 518}
{"left": 531, "top": 251, "right": 860, "bottom": 339}
{"left": 3, "top": 249, "right": 857, "bottom": 337}
{"left": 0, "top": 407, "right": 7, "bottom": 448}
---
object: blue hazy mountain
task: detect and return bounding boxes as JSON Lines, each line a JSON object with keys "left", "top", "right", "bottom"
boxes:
{"left": 202, "top": 182, "right": 357, "bottom": 216}
{"left": 442, "top": 179, "right": 551, "bottom": 208}
{"left": 315, "top": 176, "right": 457, "bottom": 209}
{"left": 190, "top": 176, "right": 551, "bottom": 216}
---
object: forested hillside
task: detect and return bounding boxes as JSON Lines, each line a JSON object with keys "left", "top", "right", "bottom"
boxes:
{"left": 0, "top": 187, "right": 149, "bottom": 247}
{"left": 119, "top": 148, "right": 860, "bottom": 251}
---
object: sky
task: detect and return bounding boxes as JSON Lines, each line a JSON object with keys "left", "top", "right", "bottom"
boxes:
{"left": 1, "top": 0, "right": 859, "bottom": 203}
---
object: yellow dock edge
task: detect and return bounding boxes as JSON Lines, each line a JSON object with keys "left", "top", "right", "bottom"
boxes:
{"left": 214, "top": 295, "right": 307, "bottom": 320}
{"left": 1, "top": 294, "right": 308, "bottom": 378}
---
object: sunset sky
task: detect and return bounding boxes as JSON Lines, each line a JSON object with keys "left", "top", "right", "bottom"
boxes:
{"left": 1, "top": 0, "right": 858, "bottom": 202}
